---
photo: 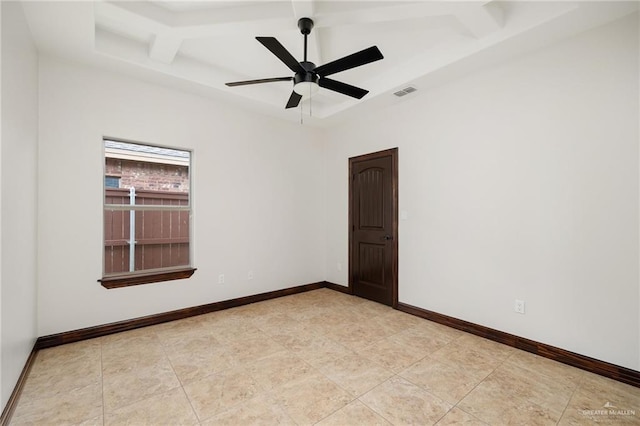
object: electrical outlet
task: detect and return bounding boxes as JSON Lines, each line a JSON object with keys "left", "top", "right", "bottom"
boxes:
{"left": 248, "top": 270, "right": 253, "bottom": 280}
{"left": 218, "top": 274, "right": 225, "bottom": 284}
{"left": 514, "top": 299, "right": 525, "bottom": 314}
{"left": 337, "top": 262, "right": 342, "bottom": 271}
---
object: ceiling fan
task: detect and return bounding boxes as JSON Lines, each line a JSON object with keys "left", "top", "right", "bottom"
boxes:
{"left": 225, "top": 17, "right": 384, "bottom": 109}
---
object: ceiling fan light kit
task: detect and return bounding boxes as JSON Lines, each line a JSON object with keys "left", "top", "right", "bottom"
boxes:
{"left": 293, "top": 81, "right": 319, "bottom": 98}
{"left": 226, "top": 17, "right": 384, "bottom": 109}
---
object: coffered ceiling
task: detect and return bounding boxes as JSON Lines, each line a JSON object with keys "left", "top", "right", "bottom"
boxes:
{"left": 21, "top": 1, "right": 638, "bottom": 126}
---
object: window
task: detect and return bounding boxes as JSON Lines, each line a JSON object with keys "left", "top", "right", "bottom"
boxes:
{"left": 105, "top": 176, "right": 120, "bottom": 188}
{"left": 100, "top": 139, "right": 195, "bottom": 288}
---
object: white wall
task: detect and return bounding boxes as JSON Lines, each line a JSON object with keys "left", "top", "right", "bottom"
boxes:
{"left": 37, "top": 56, "right": 325, "bottom": 336}
{"left": 1, "top": 1, "right": 39, "bottom": 409}
{"left": 325, "top": 14, "right": 639, "bottom": 370}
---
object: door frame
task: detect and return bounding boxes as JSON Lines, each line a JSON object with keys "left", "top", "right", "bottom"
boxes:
{"left": 348, "top": 147, "right": 399, "bottom": 308}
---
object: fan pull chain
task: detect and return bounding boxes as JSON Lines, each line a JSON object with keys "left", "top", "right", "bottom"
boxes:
{"left": 299, "top": 86, "right": 314, "bottom": 125}
{"left": 308, "top": 84, "right": 314, "bottom": 119}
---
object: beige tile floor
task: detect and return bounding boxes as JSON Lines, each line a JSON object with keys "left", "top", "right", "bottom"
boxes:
{"left": 10, "top": 288, "right": 640, "bottom": 425}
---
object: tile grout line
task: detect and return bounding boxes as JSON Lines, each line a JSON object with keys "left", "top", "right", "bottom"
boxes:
{"left": 155, "top": 328, "right": 202, "bottom": 424}
{"left": 102, "top": 330, "right": 199, "bottom": 420}
{"left": 395, "top": 335, "right": 487, "bottom": 425}
{"left": 250, "top": 331, "right": 301, "bottom": 424}
{"left": 446, "top": 346, "right": 517, "bottom": 425}
{"left": 355, "top": 375, "right": 399, "bottom": 425}
{"left": 263, "top": 333, "right": 357, "bottom": 425}
{"left": 554, "top": 369, "right": 588, "bottom": 425}
{"left": 316, "top": 303, "right": 465, "bottom": 424}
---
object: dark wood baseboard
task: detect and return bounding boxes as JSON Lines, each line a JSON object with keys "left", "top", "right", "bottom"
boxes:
{"left": 397, "top": 301, "right": 640, "bottom": 388}
{"left": 36, "top": 281, "right": 325, "bottom": 350}
{"left": 324, "top": 282, "right": 352, "bottom": 294}
{"left": 0, "top": 344, "right": 38, "bottom": 426}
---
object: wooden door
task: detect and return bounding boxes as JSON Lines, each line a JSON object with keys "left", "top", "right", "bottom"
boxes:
{"left": 349, "top": 148, "right": 398, "bottom": 307}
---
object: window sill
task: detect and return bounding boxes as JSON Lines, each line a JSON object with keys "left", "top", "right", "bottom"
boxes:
{"left": 99, "top": 267, "right": 197, "bottom": 289}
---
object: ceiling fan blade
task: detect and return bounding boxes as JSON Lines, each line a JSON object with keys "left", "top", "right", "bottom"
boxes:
{"left": 256, "top": 37, "right": 305, "bottom": 73}
{"left": 226, "top": 77, "right": 293, "bottom": 87}
{"left": 314, "top": 46, "right": 383, "bottom": 77}
{"left": 319, "top": 78, "right": 369, "bottom": 99}
{"left": 285, "top": 91, "right": 303, "bottom": 109}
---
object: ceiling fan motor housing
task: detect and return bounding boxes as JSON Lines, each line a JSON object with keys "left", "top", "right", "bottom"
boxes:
{"left": 295, "top": 61, "right": 318, "bottom": 86}
{"left": 294, "top": 71, "right": 319, "bottom": 87}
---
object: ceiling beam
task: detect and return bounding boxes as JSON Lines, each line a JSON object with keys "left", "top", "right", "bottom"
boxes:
{"left": 312, "top": 2, "right": 492, "bottom": 28}
{"left": 96, "top": 1, "right": 290, "bottom": 41}
{"left": 99, "top": 1, "right": 494, "bottom": 41}
{"left": 454, "top": 3, "right": 504, "bottom": 38}
{"left": 95, "top": 1, "right": 171, "bottom": 33}
{"left": 149, "top": 33, "right": 182, "bottom": 64}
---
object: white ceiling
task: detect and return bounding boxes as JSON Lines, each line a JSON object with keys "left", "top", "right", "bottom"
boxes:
{"left": 21, "top": 1, "right": 639, "bottom": 127}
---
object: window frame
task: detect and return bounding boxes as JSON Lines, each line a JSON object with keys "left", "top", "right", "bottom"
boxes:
{"left": 99, "top": 137, "right": 195, "bottom": 288}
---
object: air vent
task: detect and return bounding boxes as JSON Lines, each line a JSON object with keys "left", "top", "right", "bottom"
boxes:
{"left": 393, "top": 86, "right": 417, "bottom": 97}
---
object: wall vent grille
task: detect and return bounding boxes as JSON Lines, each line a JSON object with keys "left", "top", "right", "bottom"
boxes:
{"left": 393, "top": 86, "right": 417, "bottom": 97}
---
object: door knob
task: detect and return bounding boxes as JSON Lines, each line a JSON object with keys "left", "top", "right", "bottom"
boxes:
{"left": 381, "top": 235, "right": 393, "bottom": 241}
